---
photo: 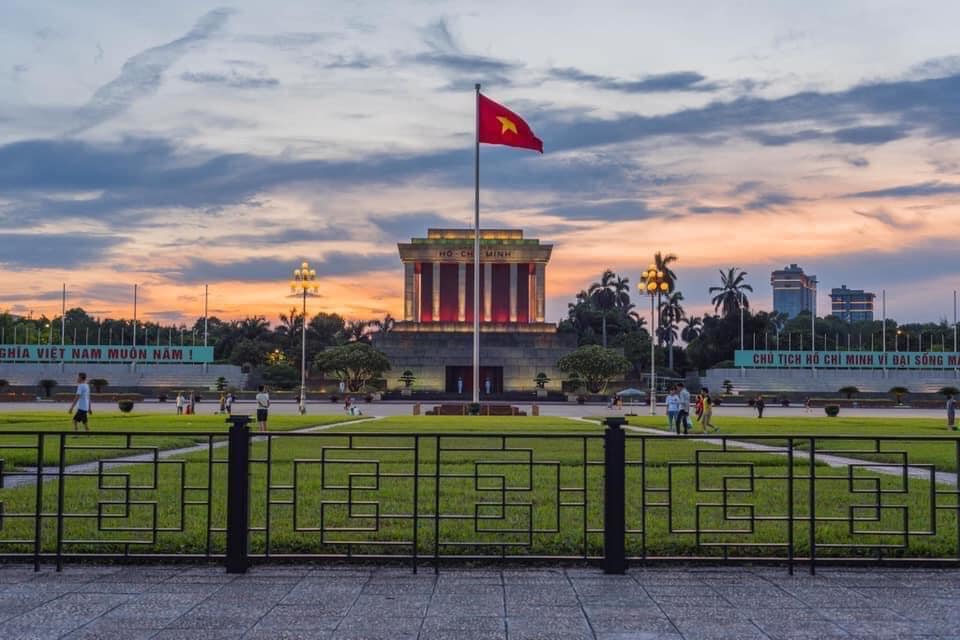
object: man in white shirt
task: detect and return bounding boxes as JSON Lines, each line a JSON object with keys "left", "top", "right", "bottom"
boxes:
{"left": 676, "top": 383, "right": 691, "bottom": 435}
{"left": 255, "top": 385, "right": 270, "bottom": 432}
{"left": 68, "top": 372, "right": 92, "bottom": 431}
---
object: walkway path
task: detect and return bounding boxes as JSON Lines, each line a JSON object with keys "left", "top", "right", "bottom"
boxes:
{"left": 0, "top": 563, "right": 956, "bottom": 639}
{"left": 3, "top": 416, "right": 382, "bottom": 489}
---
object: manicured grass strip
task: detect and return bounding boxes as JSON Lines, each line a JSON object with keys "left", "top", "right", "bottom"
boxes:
{"left": 607, "top": 415, "right": 960, "bottom": 472}
{"left": 0, "top": 414, "right": 360, "bottom": 468}
{"left": 1, "top": 427, "right": 956, "bottom": 560}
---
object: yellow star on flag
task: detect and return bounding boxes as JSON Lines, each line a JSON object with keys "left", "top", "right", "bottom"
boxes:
{"left": 496, "top": 116, "right": 518, "bottom": 135}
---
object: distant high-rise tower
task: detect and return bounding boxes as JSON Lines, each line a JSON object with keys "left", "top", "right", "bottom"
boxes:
{"left": 829, "top": 285, "right": 875, "bottom": 322}
{"left": 771, "top": 264, "right": 817, "bottom": 318}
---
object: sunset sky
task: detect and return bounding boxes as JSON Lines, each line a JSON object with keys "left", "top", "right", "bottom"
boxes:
{"left": 2, "top": 1, "right": 960, "bottom": 326}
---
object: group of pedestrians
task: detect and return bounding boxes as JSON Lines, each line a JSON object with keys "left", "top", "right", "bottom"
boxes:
{"left": 665, "top": 383, "right": 718, "bottom": 434}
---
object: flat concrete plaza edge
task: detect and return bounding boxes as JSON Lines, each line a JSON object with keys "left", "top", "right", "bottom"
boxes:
{"left": 1, "top": 564, "right": 959, "bottom": 640}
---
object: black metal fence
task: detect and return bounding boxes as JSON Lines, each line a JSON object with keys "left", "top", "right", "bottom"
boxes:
{"left": 1, "top": 416, "right": 959, "bottom": 575}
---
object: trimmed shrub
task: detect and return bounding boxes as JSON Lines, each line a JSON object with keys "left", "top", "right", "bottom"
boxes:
{"left": 838, "top": 386, "right": 859, "bottom": 399}
{"left": 90, "top": 378, "right": 109, "bottom": 393}
{"left": 468, "top": 402, "right": 481, "bottom": 415}
{"left": 824, "top": 405, "right": 840, "bottom": 417}
{"left": 939, "top": 386, "right": 960, "bottom": 397}
{"left": 118, "top": 400, "right": 135, "bottom": 413}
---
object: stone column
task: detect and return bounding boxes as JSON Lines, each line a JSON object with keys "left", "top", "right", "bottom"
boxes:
{"left": 458, "top": 263, "right": 466, "bottom": 322}
{"left": 483, "top": 263, "right": 492, "bottom": 322}
{"left": 432, "top": 262, "right": 440, "bottom": 322}
{"left": 535, "top": 263, "right": 546, "bottom": 322}
{"left": 403, "top": 262, "right": 415, "bottom": 321}
{"left": 528, "top": 268, "right": 536, "bottom": 322}
{"left": 509, "top": 263, "right": 518, "bottom": 322}
{"left": 413, "top": 264, "right": 421, "bottom": 322}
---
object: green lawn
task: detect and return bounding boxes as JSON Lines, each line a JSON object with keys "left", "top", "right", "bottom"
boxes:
{"left": 1, "top": 415, "right": 957, "bottom": 561}
{"left": 0, "top": 412, "right": 360, "bottom": 468}
{"left": 608, "top": 415, "right": 960, "bottom": 472}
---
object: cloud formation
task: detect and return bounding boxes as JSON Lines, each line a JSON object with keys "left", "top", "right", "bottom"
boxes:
{"left": 549, "top": 67, "right": 716, "bottom": 93}
{"left": 69, "top": 7, "right": 235, "bottom": 133}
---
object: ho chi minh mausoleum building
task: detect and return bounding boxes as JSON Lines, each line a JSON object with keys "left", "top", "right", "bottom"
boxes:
{"left": 373, "top": 229, "right": 576, "bottom": 393}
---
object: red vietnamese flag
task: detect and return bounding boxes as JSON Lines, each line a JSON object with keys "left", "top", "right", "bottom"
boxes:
{"left": 478, "top": 93, "right": 543, "bottom": 153}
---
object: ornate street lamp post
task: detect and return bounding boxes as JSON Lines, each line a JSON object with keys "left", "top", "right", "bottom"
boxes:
{"left": 290, "top": 261, "right": 319, "bottom": 415}
{"left": 640, "top": 265, "right": 670, "bottom": 416}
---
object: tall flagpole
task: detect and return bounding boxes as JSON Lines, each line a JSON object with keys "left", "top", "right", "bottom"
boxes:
{"left": 473, "top": 83, "right": 481, "bottom": 404}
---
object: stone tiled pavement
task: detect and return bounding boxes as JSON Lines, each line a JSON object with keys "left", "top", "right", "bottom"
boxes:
{"left": 1, "top": 564, "right": 959, "bottom": 639}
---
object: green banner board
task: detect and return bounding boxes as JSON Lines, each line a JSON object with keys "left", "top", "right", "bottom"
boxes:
{"left": 734, "top": 350, "right": 960, "bottom": 369}
{"left": 0, "top": 345, "right": 214, "bottom": 364}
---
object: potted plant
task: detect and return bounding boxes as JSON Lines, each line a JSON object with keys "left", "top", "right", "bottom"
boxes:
{"left": 398, "top": 370, "right": 416, "bottom": 397}
{"left": 889, "top": 386, "right": 909, "bottom": 406}
{"left": 722, "top": 379, "right": 734, "bottom": 395}
{"left": 90, "top": 378, "right": 109, "bottom": 393}
{"left": 468, "top": 402, "right": 481, "bottom": 415}
{"left": 534, "top": 372, "right": 550, "bottom": 398}
{"left": 824, "top": 404, "right": 840, "bottom": 417}
{"left": 118, "top": 399, "right": 135, "bottom": 413}
{"left": 838, "top": 386, "right": 859, "bottom": 400}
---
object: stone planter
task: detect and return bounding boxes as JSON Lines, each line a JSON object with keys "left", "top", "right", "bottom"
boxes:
{"left": 401, "top": 388, "right": 412, "bottom": 397}
{"left": 536, "top": 388, "right": 548, "bottom": 399}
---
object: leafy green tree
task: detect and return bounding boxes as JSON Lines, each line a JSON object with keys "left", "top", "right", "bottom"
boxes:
{"left": 229, "top": 339, "right": 270, "bottom": 367}
{"left": 262, "top": 365, "right": 300, "bottom": 390}
{"left": 314, "top": 342, "right": 391, "bottom": 392}
{"left": 557, "top": 345, "right": 630, "bottom": 394}
{"left": 534, "top": 372, "right": 550, "bottom": 389}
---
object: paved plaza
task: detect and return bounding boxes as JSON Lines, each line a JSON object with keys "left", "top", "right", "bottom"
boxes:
{"left": 0, "top": 564, "right": 958, "bottom": 639}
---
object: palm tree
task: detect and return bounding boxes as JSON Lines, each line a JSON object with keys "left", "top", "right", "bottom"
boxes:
{"left": 709, "top": 268, "right": 753, "bottom": 317}
{"left": 659, "top": 291, "right": 685, "bottom": 370}
{"left": 653, "top": 251, "right": 678, "bottom": 291}
{"left": 588, "top": 270, "right": 618, "bottom": 347}
{"left": 681, "top": 316, "right": 703, "bottom": 343}
{"left": 613, "top": 274, "right": 632, "bottom": 310}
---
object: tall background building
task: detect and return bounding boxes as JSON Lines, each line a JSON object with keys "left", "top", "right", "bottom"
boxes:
{"left": 829, "top": 285, "right": 875, "bottom": 322}
{"left": 771, "top": 264, "right": 817, "bottom": 318}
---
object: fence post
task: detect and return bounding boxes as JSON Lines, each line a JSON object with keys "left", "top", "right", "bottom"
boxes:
{"left": 603, "top": 417, "right": 627, "bottom": 574}
{"left": 225, "top": 415, "right": 251, "bottom": 574}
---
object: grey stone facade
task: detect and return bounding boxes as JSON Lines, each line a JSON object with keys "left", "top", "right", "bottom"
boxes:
{"left": 373, "top": 330, "right": 577, "bottom": 392}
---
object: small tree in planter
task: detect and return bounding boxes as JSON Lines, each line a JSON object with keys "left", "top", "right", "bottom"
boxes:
{"left": 838, "top": 386, "right": 859, "bottom": 400}
{"left": 90, "top": 378, "right": 109, "bottom": 393}
{"left": 889, "top": 386, "right": 909, "bottom": 405}
{"left": 722, "top": 379, "right": 734, "bottom": 395}
{"left": 534, "top": 372, "right": 550, "bottom": 398}
{"left": 824, "top": 404, "right": 840, "bottom": 417}
{"left": 939, "top": 386, "right": 960, "bottom": 397}
{"left": 215, "top": 376, "right": 227, "bottom": 392}
{"left": 0, "top": 379, "right": 8, "bottom": 392}
{"left": 398, "top": 370, "right": 416, "bottom": 397}
{"left": 39, "top": 379, "right": 57, "bottom": 398}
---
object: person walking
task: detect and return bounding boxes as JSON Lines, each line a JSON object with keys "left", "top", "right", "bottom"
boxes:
{"left": 175, "top": 392, "right": 184, "bottom": 416}
{"left": 699, "top": 388, "right": 718, "bottom": 433}
{"left": 255, "top": 385, "right": 270, "bottom": 432}
{"left": 676, "top": 383, "right": 691, "bottom": 435}
{"left": 218, "top": 393, "right": 226, "bottom": 415}
{"left": 948, "top": 394, "right": 957, "bottom": 430}
{"left": 225, "top": 392, "right": 234, "bottom": 416}
{"left": 344, "top": 395, "right": 353, "bottom": 415}
{"left": 189, "top": 391, "right": 196, "bottom": 416}
{"left": 666, "top": 386, "right": 680, "bottom": 433}
{"left": 755, "top": 394, "right": 765, "bottom": 419}
{"left": 67, "top": 372, "right": 92, "bottom": 431}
